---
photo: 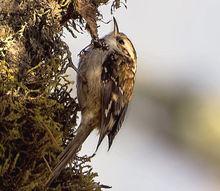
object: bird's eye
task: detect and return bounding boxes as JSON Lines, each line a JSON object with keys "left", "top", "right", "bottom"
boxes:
{"left": 117, "top": 37, "right": 125, "bottom": 45}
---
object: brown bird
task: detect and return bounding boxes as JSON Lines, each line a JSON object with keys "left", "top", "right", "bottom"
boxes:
{"left": 47, "top": 17, "right": 137, "bottom": 186}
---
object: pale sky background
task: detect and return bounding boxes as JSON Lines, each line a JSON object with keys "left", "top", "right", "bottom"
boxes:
{"left": 65, "top": 0, "right": 220, "bottom": 190}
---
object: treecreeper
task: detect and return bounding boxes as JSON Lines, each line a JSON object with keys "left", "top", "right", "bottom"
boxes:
{"left": 46, "top": 17, "right": 137, "bottom": 186}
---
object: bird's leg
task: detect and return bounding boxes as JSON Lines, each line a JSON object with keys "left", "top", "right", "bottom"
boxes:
{"left": 78, "top": 44, "right": 90, "bottom": 56}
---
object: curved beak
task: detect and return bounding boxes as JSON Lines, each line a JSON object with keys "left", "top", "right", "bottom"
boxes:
{"left": 113, "top": 17, "right": 119, "bottom": 35}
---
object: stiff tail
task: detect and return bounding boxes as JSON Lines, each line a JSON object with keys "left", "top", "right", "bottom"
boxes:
{"left": 45, "top": 122, "right": 93, "bottom": 187}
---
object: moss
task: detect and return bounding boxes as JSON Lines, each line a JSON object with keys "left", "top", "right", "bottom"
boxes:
{"left": 0, "top": 0, "right": 123, "bottom": 190}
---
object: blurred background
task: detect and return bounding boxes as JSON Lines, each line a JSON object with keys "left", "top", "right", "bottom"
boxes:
{"left": 65, "top": 0, "right": 220, "bottom": 190}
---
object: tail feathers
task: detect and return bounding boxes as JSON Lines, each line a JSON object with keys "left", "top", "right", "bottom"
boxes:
{"left": 95, "top": 133, "right": 106, "bottom": 153}
{"left": 95, "top": 132, "right": 114, "bottom": 152}
{"left": 45, "top": 123, "right": 93, "bottom": 187}
{"left": 107, "top": 134, "right": 114, "bottom": 151}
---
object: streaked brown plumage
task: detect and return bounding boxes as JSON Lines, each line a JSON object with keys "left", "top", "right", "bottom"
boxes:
{"left": 46, "top": 17, "right": 137, "bottom": 186}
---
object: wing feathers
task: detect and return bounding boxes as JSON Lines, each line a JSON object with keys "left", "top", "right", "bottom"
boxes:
{"left": 97, "top": 52, "right": 130, "bottom": 150}
{"left": 108, "top": 104, "right": 128, "bottom": 150}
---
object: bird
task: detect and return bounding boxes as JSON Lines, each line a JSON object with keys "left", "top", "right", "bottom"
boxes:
{"left": 46, "top": 17, "right": 137, "bottom": 186}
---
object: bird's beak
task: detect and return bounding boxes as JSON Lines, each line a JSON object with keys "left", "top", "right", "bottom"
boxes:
{"left": 113, "top": 17, "right": 119, "bottom": 35}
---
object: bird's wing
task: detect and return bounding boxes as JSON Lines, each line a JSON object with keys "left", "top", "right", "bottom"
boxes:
{"left": 96, "top": 52, "right": 128, "bottom": 150}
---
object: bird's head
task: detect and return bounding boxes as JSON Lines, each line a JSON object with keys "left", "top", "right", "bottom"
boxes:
{"left": 104, "top": 17, "right": 137, "bottom": 62}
